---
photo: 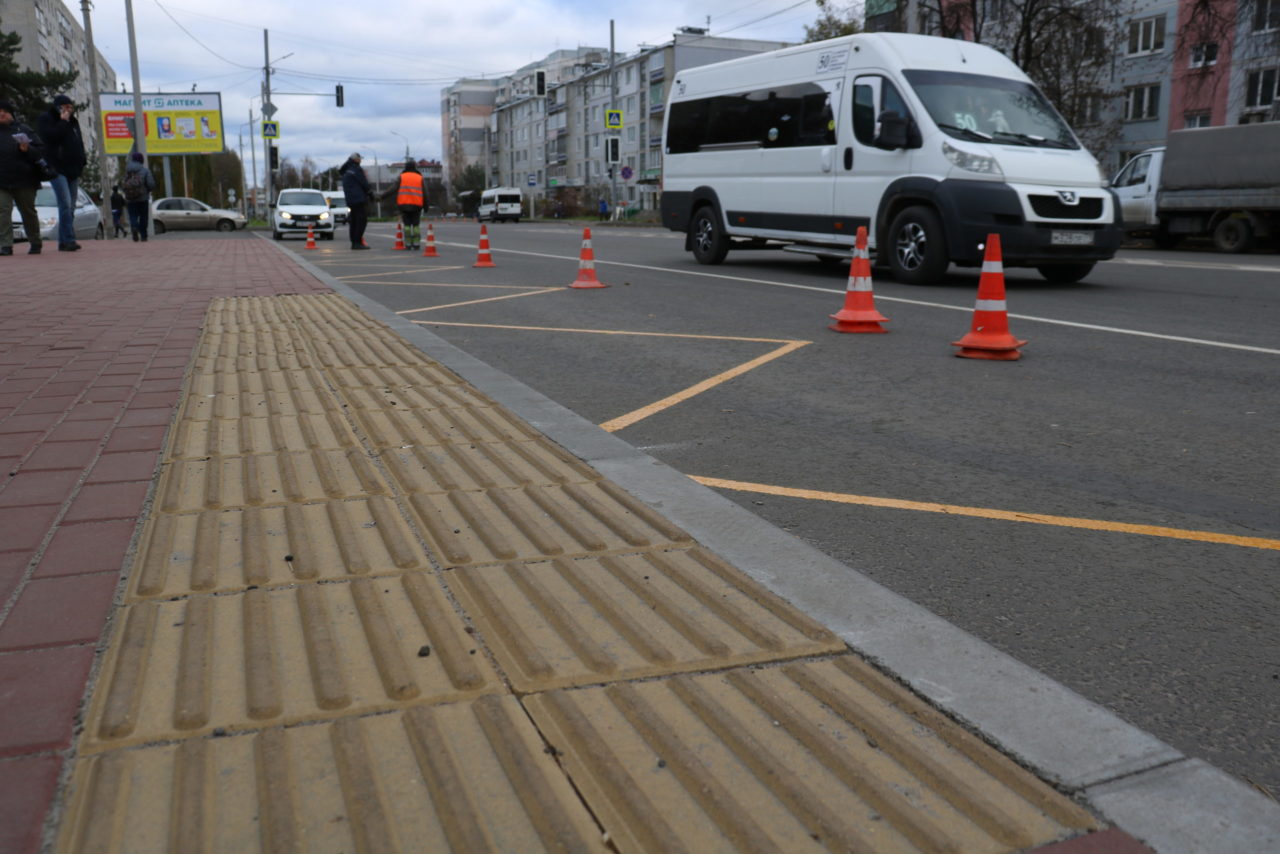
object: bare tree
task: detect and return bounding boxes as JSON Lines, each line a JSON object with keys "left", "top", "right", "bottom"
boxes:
{"left": 913, "top": 0, "right": 1128, "bottom": 156}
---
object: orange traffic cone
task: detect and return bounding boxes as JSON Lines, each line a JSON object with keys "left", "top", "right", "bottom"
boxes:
{"left": 304, "top": 225, "right": 317, "bottom": 250}
{"left": 952, "top": 234, "right": 1026, "bottom": 360}
{"left": 828, "top": 226, "right": 887, "bottom": 333}
{"left": 473, "top": 225, "right": 496, "bottom": 268}
{"left": 569, "top": 227, "right": 608, "bottom": 289}
{"left": 422, "top": 223, "right": 439, "bottom": 257}
{"left": 393, "top": 221, "right": 406, "bottom": 251}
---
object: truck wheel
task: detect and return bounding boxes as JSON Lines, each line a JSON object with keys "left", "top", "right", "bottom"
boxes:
{"left": 888, "top": 206, "right": 948, "bottom": 284}
{"left": 1037, "top": 263, "right": 1095, "bottom": 284}
{"left": 1213, "top": 218, "right": 1253, "bottom": 253}
{"left": 690, "top": 206, "right": 729, "bottom": 265}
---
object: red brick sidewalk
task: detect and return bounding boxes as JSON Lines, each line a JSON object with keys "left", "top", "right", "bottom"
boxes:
{"left": 0, "top": 235, "right": 329, "bottom": 854}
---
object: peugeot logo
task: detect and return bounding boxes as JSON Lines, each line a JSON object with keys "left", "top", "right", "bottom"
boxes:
{"left": 1057, "top": 190, "right": 1079, "bottom": 204}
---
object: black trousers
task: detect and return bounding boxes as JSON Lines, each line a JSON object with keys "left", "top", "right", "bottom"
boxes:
{"left": 348, "top": 203, "right": 368, "bottom": 246}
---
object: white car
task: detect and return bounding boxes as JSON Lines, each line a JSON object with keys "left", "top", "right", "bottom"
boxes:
{"left": 14, "top": 182, "right": 104, "bottom": 243}
{"left": 323, "top": 190, "right": 350, "bottom": 225}
{"left": 271, "top": 188, "right": 334, "bottom": 240}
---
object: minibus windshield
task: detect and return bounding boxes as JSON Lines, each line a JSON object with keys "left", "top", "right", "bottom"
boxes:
{"left": 903, "top": 70, "right": 1078, "bottom": 149}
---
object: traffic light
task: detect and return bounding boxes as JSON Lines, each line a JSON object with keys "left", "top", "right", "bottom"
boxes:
{"left": 335, "top": 84, "right": 344, "bottom": 107}
{"left": 605, "top": 136, "right": 620, "bottom": 164}
{"left": 535, "top": 71, "right": 546, "bottom": 96}
{"left": 269, "top": 145, "right": 279, "bottom": 169}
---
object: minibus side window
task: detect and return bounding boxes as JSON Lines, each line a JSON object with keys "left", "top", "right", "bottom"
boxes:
{"left": 853, "top": 76, "right": 915, "bottom": 148}
{"left": 667, "top": 82, "right": 836, "bottom": 153}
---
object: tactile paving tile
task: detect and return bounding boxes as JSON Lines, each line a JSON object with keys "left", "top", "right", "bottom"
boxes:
{"left": 525, "top": 657, "right": 1097, "bottom": 854}
{"left": 165, "top": 410, "right": 361, "bottom": 459}
{"left": 81, "top": 575, "right": 501, "bottom": 752}
{"left": 59, "top": 697, "right": 609, "bottom": 854}
{"left": 377, "top": 438, "right": 599, "bottom": 494}
{"left": 407, "top": 481, "right": 694, "bottom": 567}
{"left": 129, "top": 496, "right": 432, "bottom": 598}
{"left": 156, "top": 448, "right": 388, "bottom": 512}
{"left": 326, "top": 363, "right": 469, "bottom": 391}
{"left": 447, "top": 549, "right": 845, "bottom": 692}
{"left": 181, "top": 369, "right": 342, "bottom": 422}
{"left": 355, "top": 402, "right": 540, "bottom": 447}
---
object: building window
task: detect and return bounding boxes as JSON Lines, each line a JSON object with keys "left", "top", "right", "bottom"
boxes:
{"left": 1190, "top": 43, "right": 1218, "bottom": 67}
{"left": 1246, "top": 68, "right": 1278, "bottom": 107}
{"left": 1124, "top": 84, "right": 1160, "bottom": 120}
{"left": 1184, "top": 112, "right": 1211, "bottom": 128}
{"left": 1128, "top": 16, "right": 1166, "bottom": 55}
{"left": 1255, "top": 0, "right": 1280, "bottom": 32}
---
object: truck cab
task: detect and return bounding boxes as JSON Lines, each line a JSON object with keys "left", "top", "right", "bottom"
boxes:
{"left": 1112, "top": 148, "right": 1163, "bottom": 232}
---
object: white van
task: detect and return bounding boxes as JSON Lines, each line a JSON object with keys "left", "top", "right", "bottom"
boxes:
{"left": 477, "top": 187, "right": 523, "bottom": 223}
{"left": 660, "top": 33, "right": 1121, "bottom": 283}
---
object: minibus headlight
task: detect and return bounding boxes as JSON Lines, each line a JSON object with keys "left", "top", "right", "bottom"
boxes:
{"left": 942, "top": 140, "right": 1002, "bottom": 175}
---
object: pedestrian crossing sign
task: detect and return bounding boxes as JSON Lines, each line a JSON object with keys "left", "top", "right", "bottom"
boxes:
{"left": 605, "top": 109, "right": 623, "bottom": 129}
{"left": 261, "top": 121, "right": 280, "bottom": 139}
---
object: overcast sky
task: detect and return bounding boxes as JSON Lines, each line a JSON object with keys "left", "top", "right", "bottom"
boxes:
{"left": 70, "top": 0, "right": 835, "bottom": 184}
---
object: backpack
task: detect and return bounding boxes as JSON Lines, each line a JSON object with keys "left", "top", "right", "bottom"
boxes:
{"left": 122, "top": 170, "right": 147, "bottom": 201}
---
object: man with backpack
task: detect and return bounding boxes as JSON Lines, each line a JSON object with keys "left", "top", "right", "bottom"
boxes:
{"left": 121, "top": 152, "right": 155, "bottom": 241}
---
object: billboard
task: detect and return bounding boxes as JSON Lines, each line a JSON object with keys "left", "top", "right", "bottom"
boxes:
{"left": 98, "top": 92, "right": 225, "bottom": 155}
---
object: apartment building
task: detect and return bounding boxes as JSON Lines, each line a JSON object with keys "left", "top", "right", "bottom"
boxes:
{"left": 444, "top": 31, "right": 789, "bottom": 214}
{"left": 0, "top": 0, "right": 118, "bottom": 155}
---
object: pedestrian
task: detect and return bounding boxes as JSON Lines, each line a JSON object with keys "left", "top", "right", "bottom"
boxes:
{"left": 339, "top": 152, "right": 372, "bottom": 250}
{"left": 394, "top": 158, "right": 426, "bottom": 250}
{"left": 598, "top": 197, "right": 609, "bottom": 222}
{"left": 35, "top": 94, "right": 87, "bottom": 252}
{"left": 121, "top": 152, "right": 156, "bottom": 242}
{"left": 109, "top": 184, "right": 127, "bottom": 237}
{"left": 0, "top": 98, "right": 47, "bottom": 256}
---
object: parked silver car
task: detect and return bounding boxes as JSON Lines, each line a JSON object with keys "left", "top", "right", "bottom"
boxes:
{"left": 151, "top": 197, "right": 247, "bottom": 233}
{"left": 13, "top": 183, "right": 104, "bottom": 243}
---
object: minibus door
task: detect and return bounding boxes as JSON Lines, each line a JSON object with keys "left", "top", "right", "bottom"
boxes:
{"left": 835, "top": 75, "right": 917, "bottom": 252}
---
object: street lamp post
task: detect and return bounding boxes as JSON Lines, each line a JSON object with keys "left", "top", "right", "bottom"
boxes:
{"left": 390, "top": 130, "right": 410, "bottom": 163}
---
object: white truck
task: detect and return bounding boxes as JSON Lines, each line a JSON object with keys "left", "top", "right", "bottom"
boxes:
{"left": 1112, "top": 122, "right": 1280, "bottom": 253}
{"left": 660, "top": 32, "right": 1121, "bottom": 283}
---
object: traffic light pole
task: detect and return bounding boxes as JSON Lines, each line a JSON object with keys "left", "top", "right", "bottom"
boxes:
{"left": 609, "top": 19, "right": 617, "bottom": 216}
{"left": 263, "top": 30, "right": 272, "bottom": 211}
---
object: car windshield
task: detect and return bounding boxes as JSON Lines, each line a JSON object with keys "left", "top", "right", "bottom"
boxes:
{"left": 328, "top": 196, "right": 346, "bottom": 207}
{"left": 903, "top": 69, "right": 1078, "bottom": 149}
{"left": 278, "top": 191, "right": 326, "bottom": 206}
{"left": 35, "top": 188, "right": 57, "bottom": 206}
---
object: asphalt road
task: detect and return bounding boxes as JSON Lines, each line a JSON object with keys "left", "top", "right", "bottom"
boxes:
{"left": 273, "top": 220, "right": 1280, "bottom": 797}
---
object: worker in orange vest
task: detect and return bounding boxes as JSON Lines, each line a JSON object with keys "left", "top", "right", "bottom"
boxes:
{"left": 394, "top": 159, "right": 426, "bottom": 250}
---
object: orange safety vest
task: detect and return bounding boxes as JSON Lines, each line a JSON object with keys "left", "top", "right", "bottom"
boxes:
{"left": 396, "top": 171, "right": 424, "bottom": 207}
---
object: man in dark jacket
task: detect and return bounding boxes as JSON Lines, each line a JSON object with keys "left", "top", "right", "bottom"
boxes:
{"left": 35, "top": 94, "right": 87, "bottom": 251}
{"left": 339, "top": 152, "right": 372, "bottom": 250}
{"left": 0, "top": 98, "right": 47, "bottom": 256}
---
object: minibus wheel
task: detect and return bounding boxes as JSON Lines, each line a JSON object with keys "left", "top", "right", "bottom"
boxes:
{"left": 888, "top": 206, "right": 947, "bottom": 284}
{"left": 1037, "top": 263, "right": 1095, "bottom": 283}
{"left": 690, "top": 206, "right": 729, "bottom": 265}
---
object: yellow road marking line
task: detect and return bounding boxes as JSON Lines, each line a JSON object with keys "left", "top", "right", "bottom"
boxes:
{"left": 692, "top": 476, "right": 1280, "bottom": 551}
{"left": 601, "top": 341, "right": 809, "bottom": 432}
{"left": 414, "top": 321, "right": 802, "bottom": 345}
{"left": 399, "top": 287, "right": 564, "bottom": 314}
{"left": 335, "top": 267, "right": 465, "bottom": 279}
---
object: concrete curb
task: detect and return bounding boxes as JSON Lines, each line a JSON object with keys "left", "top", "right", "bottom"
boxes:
{"left": 281, "top": 240, "right": 1280, "bottom": 853}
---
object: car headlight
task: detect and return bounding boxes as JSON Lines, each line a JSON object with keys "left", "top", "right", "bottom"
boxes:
{"left": 319, "top": 212, "right": 330, "bottom": 220}
{"left": 280, "top": 211, "right": 293, "bottom": 220}
{"left": 40, "top": 215, "right": 57, "bottom": 228}
{"left": 942, "top": 140, "right": 1002, "bottom": 176}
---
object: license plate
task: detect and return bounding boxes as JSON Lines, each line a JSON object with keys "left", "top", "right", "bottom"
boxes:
{"left": 1051, "top": 230, "right": 1094, "bottom": 246}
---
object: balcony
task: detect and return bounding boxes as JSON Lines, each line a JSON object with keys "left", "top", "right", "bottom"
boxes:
{"left": 649, "top": 68, "right": 665, "bottom": 82}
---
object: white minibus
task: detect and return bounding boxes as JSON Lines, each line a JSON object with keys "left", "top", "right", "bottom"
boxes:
{"left": 660, "top": 33, "right": 1121, "bottom": 283}
{"left": 477, "top": 188, "right": 524, "bottom": 223}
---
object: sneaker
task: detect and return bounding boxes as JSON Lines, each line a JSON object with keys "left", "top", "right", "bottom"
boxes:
{"left": 58, "top": 243, "right": 81, "bottom": 252}
{"left": 351, "top": 244, "right": 370, "bottom": 250}
{"left": 29, "top": 243, "right": 41, "bottom": 255}
{"left": 132, "top": 233, "right": 139, "bottom": 242}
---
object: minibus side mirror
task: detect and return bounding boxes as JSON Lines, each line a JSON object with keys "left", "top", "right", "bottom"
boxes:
{"left": 875, "top": 110, "right": 908, "bottom": 150}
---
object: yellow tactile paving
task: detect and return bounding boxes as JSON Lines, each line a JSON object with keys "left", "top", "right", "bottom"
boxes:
{"left": 58, "top": 292, "right": 1102, "bottom": 852}
{"left": 156, "top": 448, "right": 389, "bottom": 512}
{"left": 448, "top": 549, "right": 844, "bottom": 692}
{"left": 377, "top": 437, "right": 599, "bottom": 493}
{"left": 80, "top": 574, "right": 501, "bottom": 752}
{"left": 59, "top": 697, "right": 609, "bottom": 854}
{"left": 406, "top": 481, "right": 694, "bottom": 567}
{"left": 525, "top": 657, "right": 1096, "bottom": 854}
{"left": 128, "top": 497, "right": 431, "bottom": 598}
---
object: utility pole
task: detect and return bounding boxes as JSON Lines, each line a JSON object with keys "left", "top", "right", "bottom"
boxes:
{"left": 79, "top": 1, "right": 114, "bottom": 236}
{"left": 609, "top": 20, "right": 618, "bottom": 216}
{"left": 123, "top": 0, "right": 145, "bottom": 159}
{"left": 263, "top": 30, "right": 273, "bottom": 209}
